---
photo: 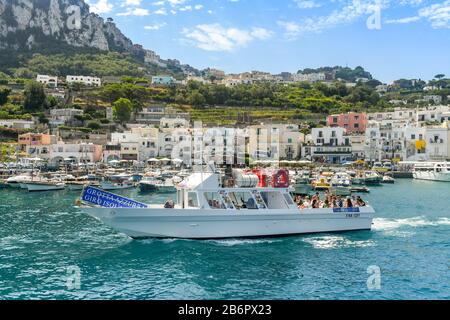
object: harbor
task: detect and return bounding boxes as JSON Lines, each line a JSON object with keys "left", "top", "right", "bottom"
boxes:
{"left": 0, "top": 177, "right": 448, "bottom": 299}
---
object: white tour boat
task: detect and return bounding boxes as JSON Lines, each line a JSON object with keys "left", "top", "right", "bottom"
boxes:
{"left": 412, "top": 162, "right": 450, "bottom": 182}
{"left": 79, "top": 170, "right": 375, "bottom": 239}
{"left": 24, "top": 180, "right": 66, "bottom": 192}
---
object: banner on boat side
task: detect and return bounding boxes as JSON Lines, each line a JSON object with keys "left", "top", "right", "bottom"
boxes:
{"left": 333, "top": 208, "right": 360, "bottom": 213}
{"left": 81, "top": 186, "right": 148, "bottom": 208}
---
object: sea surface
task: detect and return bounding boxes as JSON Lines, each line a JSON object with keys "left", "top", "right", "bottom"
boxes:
{"left": 0, "top": 179, "right": 449, "bottom": 300}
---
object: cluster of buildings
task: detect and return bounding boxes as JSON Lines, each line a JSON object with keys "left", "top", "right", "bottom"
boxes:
{"left": 5, "top": 101, "right": 450, "bottom": 165}
{"left": 308, "top": 106, "right": 450, "bottom": 163}
{"left": 37, "top": 75, "right": 102, "bottom": 88}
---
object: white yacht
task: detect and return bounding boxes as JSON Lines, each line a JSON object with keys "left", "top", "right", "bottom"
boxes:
{"left": 79, "top": 170, "right": 375, "bottom": 239}
{"left": 100, "top": 175, "right": 135, "bottom": 190}
{"left": 330, "top": 172, "right": 352, "bottom": 196}
{"left": 5, "top": 174, "right": 32, "bottom": 188}
{"left": 25, "top": 180, "right": 66, "bottom": 192}
{"left": 413, "top": 162, "right": 450, "bottom": 182}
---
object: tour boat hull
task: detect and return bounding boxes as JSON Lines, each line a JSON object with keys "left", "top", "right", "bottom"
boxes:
{"left": 81, "top": 207, "right": 375, "bottom": 239}
{"left": 413, "top": 172, "right": 450, "bottom": 182}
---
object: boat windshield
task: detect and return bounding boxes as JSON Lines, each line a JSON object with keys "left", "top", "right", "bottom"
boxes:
{"left": 260, "top": 191, "right": 289, "bottom": 209}
{"left": 204, "top": 192, "right": 226, "bottom": 209}
{"left": 187, "top": 192, "right": 199, "bottom": 208}
{"left": 228, "top": 191, "right": 258, "bottom": 210}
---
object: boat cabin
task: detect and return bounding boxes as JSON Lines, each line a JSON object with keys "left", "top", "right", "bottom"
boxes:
{"left": 175, "top": 173, "right": 298, "bottom": 211}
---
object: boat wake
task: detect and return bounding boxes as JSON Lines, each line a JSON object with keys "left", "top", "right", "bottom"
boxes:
{"left": 206, "top": 239, "right": 283, "bottom": 247}
{"left": 301, "top": 235, "right": 376, "bottom": 249}
{"left": 373, "top": 217, "right": 450, "bottom": 229}
{"left": 372, "top": 217, "right": 450, "bottom": 237}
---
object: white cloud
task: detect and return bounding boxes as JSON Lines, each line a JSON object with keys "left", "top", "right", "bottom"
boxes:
{"left": 182, "top": 24, "right": 273, "bottom": 52}
{"left": 123, "top": 0, "right": 141, "bottom": 6}
{"left": 278, "top": 0, "right": 389, "bottom": 38}
{"left": 154, "top": 8, "right": 168, "bottom": 15}
{"left": 145, "top": 22, "right": 168, "bottom": 30}
{"left": 167, "top": 0, "right": 187, "bottom": 7}
{"left": 294, "top": 0, "right": 321, "bottom": 9}
{"left": 418, "top": 0, "right": 450, "bottom": 28}
{"left": 88, "top": 0, "right": 113, "bottom": 14}
{"left": 117, "top": 8, "right": 150, "bottom": 16}
{"left": 385, "top": 16, "right": 420, "bottom": 24}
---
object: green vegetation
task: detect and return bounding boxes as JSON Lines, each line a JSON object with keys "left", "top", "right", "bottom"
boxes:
{"left": 0, "top": 47, "right": 186, "bottom": 80}
{"left": 87, "top": 120, "right": 102, "bottom": 130}
{"left": 0, "top": 87, "right": 11, "bottom": 105}
{"left": 297, "top": 66, "right": 372, "bottom": 82}
{"left": 112, "top": 98, "right": 133, "bottom": 123}
{"left": 23, "top": 81, "right": 46, "bottom": 111}
{"left": 0, "top": 143, "right": 17, "bottom": 161}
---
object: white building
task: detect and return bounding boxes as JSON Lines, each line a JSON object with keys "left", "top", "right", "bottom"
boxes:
{"left": 49, "top": 108, "right": 84, "bottom": 126}
{"left": 417, "top": 105, "right": 450, "bottom": 123}
{"left": 293, "top": 73, "right": 326, "bottom": 83}
{"left": 66, "top": 76, "right": 101, "bottom": 87}
{"left": 49, "top": 142, "right": 103, "bottom": 164}
{"left": 0, "top": 119, "right": 35, "bottom": 130}
{"left": 160, "top": 117, "right": 189, "bottom": 129}
{"left": 111, "top": 128, "right": 159, "bottom": 162}
{"left": 249, "top": 124, "right": 302, "bottom": 160}
{"left": 303, "top": 127, "right": 352, "bottom": 163}
{"left": 425, "top": 124, "right": 450, "bottom": 160}
{"left": 36, "top": 75, "right": 58, "bottom": 87}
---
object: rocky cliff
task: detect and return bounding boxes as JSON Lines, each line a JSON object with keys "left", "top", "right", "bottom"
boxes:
{"left": 0, "top": 0, "right": 133, "bottom": 51}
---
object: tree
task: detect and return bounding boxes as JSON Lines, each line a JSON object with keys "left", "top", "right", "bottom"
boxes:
{"left": 87, "top": 120, "right": 102, "bottom": 130}
{"left": 187, "top": 90, "right": 206, "bottom": 106}
{"left": 435, "top": 74, "right": 445, "bottom": 80}
{"left": 112, "top": 98, "right": 132, "bottom": 123}
{"left": 0, "top": 87, "right": 11, "bottom": 106}
{"left": 23, "top": 81, "right": 46, "bottom": 112}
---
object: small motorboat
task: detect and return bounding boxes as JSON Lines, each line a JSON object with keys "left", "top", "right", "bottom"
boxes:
{"left": 382, "top": 175, "right": 395, "bottom": 184}
{"left": 350, "top": 186, "right": 370, "bottom": 193}
{"left": 24, "top": 180, "right": 66, "bottom": 192}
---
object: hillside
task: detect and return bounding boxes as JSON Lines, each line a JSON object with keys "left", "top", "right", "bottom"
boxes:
{"left": 0, "top": 0, "right": 195, "bottom": 78}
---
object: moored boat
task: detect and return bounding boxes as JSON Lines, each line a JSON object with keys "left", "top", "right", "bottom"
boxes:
{"left": 24, "top": 180, "right": 66, "bottom": 192}
{"left": 79, "top": 170, "right": 375, "bottom": 239}
{"left": 412, "top": 162, "right": 450, "bottom": 182}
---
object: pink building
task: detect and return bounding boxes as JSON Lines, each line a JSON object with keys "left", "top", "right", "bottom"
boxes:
{"left": 326, "top": 112, "right": 367, "bottom": 134}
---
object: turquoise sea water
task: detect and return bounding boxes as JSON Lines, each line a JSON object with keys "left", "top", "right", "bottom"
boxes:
{"left": 0, "top": 179, "right": 449, "bottom": 300}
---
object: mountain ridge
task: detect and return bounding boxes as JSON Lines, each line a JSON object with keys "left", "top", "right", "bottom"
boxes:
{"left": 0, "top": 0, "right": 198, "bottom": 78}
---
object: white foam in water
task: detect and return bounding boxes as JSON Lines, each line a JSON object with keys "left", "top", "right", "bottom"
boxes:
{"left": 207, "top": 239, "right": 281, "bottom": 247}
{"left": 302, "top": 235, "right": 376, "bottom": 249}
{"left": 373, "top": 217, "right": 450, "bottom": 230}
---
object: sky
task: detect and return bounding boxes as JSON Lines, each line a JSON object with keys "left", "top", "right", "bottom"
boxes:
{"left": 84, "top": 0, "right": 450, "bottom": 83}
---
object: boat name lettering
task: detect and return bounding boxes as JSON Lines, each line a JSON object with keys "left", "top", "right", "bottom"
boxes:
{"left": 81, "top": 187, "right": 148, "bottom": 208}
{"left": 333, "top": 208, "right": 360, "bottom": 213}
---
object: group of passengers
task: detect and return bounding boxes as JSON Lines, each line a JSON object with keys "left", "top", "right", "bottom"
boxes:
{"left": 294, "top": 192, "right": 366, "bottom": 210}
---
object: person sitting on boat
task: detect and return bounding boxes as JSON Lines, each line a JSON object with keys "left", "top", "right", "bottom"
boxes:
{"left": 356, "top": 196, "right": 366, "bottom": 207}
{"left": 322, "top": 199, "right": 330, "bottom": 209}
{"left": 337, "top": 196, "right": 343, "bottom": 208}
{"left": 345, "top": 197, "right": 353, "bottom": 208}
{"left": 164, "top": 199, "right": 174, "bottom": 209}
{"left": 246, "top": 197, "right": 257, "bottom": 209}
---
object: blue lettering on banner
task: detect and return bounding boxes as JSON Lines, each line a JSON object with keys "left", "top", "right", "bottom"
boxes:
{"left": 81, "top": 186, "right": 148, "bottom": 208}
{"left": 333, "top": 207, "right": 360, "bottom": 213}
